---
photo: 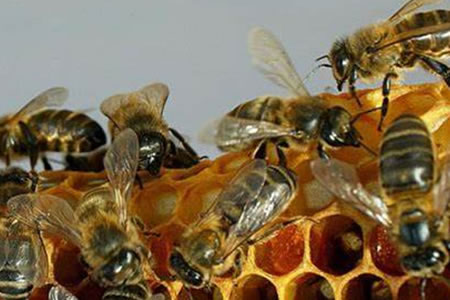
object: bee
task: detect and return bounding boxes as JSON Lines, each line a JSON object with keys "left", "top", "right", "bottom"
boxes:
{"left": 202, "top": 27, "right": 376, "bottom": 160}
{"left": 169, "top": 152, "right": 298, "bottom": 288}
{"left": 0, "top": 167, "right": 38, "bottom": 206}
{"left": 49, "top": 285, "right": 79, "bottom": 300}
{"left": 0, "top": 87, "right": 107, "bottom": 170}
{"left": 100, "top": 82, "right": 203, "bottom": 176}
{"left": 320, "top": 0, "right": 450, "bottom": 129}
{"left": 63, "top": 146, "right": 108, "bottom": 172}
{"left": 7, "top": 129, "right": 154, "bottom": 300}
{"left": 311, "top": 114, "right": 450, "bottom": 299}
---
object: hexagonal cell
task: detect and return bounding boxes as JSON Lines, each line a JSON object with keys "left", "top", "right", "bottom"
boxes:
{"left": 132, "top": 184, "right": 178, "bottom": 228}
{"left": 65, "top": 173, "right": 107, "bottom": 192}
{"left": 210, "top": 153, "right": 250, "bottom": 174}
{"left": 177, "top": 284, "right": 223, "bottom": 300}
{"left": 167, "top": 161, "right": 211, "bottom": 181}
{"left": 287, "top": 273, "right": 334, "bottom": 300}
{"left": 369, "top": 225, "right": 404, "bottom": 276}
{"left": 398, "top": 277, "right": 450, "bottom": 300}
{"left": 255, "top": 224, "right": 304, "bottom": 276}
{"left": 310, "top": 215, "right": 363, "bottom": 275}
{"left": 231, "top": 275, "right": 278, "bottom": 300}
{"left": 53, "top": 240, "right": 87, "bottom": 287}
{"left": 178, "top": 182, "right": 223, "bottom": 225}
{"left": 74, "top": 279, "right": 104, "bottom": 300}
{"left": 342, "top": 274, "right": 392, "bottom": 300}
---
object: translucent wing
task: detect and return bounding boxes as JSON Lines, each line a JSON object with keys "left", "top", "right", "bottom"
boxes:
{"left": 372, "top": 23, "right": 450, "bottom": 53}
{"left": 7, "top": 194, "right": 82, "bottom": 247}
{"left": 389, "top": 0, "right": 442, "bottom": 23}
{"left": 248, "top": 27, "right": 310, "bottom": 97}
{"left": 196, "top": 159, "right": 268, "bottom": 227}
{"left": 433, "top": 160, "right": 450, "bottom": 217}
{"left": 49, "top": 285, "right": 79, "bottom": 300}
{"left": 104, "top": 128, "right": 139, "bottom": 228}
{"left": 203, "top": 115, "right": 301, "bottom": 149}
{"left": 310, "top": 158, "right": 392, "bottom": 227}
{"left": 222, "top": 177, "right": 295, "bottom": 257}
{"left": 12, "top": 87, "right": 69, "bottom": 121}
{"left": 139, "top": 82, "right": 170, "bottom": 117}
{"left": 5, "top": 220, "right": 48, "bottom": 287}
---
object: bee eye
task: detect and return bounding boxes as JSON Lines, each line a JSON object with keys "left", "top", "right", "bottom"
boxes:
{"left": 335, "top": 55, "right": 350, "bottom": 80}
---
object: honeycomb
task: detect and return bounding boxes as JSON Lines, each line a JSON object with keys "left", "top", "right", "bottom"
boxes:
{"left": 24, "top": 82, "right": 450, "bottom": 300}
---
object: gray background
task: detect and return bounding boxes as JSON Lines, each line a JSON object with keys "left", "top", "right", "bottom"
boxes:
{"left": 0, "top": 0, "right": 448, "bottom": 164}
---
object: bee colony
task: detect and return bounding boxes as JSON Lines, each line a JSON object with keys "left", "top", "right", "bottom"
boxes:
{"left": 2, "top": 1, "right": 450, "bottom": 300}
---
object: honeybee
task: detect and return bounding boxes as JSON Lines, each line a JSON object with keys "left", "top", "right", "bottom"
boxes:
{"left": 202, "top": 27, "right": 376, "bottom": 160}
{"left": 49, "top": 285, "right": 79, "bottom": 300}
{"left": 7, "top": 129, "right": 154, "bottom": 300}
{"left": 0, "top": 167, "right": 38, "bottom": 206}
{"left": 63, "top": 146, "right": 108, "bottom": 172}
{"left": 0, "top": 87, "right": 107, "bottom": 170}
{"left": 101, "top": 82, "right": 203, "bottom": 176}
{"left": 320, "top": 0, "right": 450, "bottom": 129}
{"left": 311, "top": 114, "right": 450, "bottom": 299}
{"left": 169, "top": 155, "right": 298, "bottom": 288}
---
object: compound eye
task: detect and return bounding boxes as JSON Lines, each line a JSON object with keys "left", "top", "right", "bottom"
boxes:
{"left": 334, "top": 55, "right": 350, "bottom": 80}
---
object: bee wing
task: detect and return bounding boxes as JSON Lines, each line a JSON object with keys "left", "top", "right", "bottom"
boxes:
{"left": 6, "top": 194, "right": 82, "bottom": 247}
{"left": 12, "top": 87, "right": 69, "bottom": 121}
{"left": 248, "top": 27, "right": 310, "bottom": 98}
{"left": 199, "top": 115, "right": 301, "bottom": 148}
{"left": 221, "top": 175, "right": 295, "bottom": 258}
{"left": 433, "top": 160, "right": 450, "bottom": 217}
{"left": 389, "top": 0, "right": 442, "bottom": 23}
{"left": 49, "top": 285, "right": 79, "bottom": 300}
{"left": 310, "top": 158, "right": 392, "bottom": 227}
{"left": 373, "top": 23, "right": 450, "bottom": 53}
{"left": 5, "top": 221, "right": 48, "bottom": 287}
{"left": 104, "top": 128, "right": 139, "bottom": 228}
{"left": 139, "top": 82, "right": 170, "bottom": 117}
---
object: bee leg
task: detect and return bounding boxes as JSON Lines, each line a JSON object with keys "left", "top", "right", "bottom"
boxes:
{"left": 41, "top": 156, "right": 53, "bottom": 171}
{"left": 349, "top": 68, "right": 362, "bottom": 107}
{"left": 252, "top": 140, "right": 268, "bottom": 160}
{"left": 169, "top": 128, "right": 205, "bottom": 160}
{"left": 275, "top": 141, "right": 289, "bottom": 167}
{"left": 18, "top": 121, "right": 39, "bottom": 170}
{"left": 419, "top": 278, "right": 427, "bottom": 300}
{"left": 378, "top": 73, "right": 397, "bottom": 131}
{"left": 317, "top": 143, "right": 330, "bottom": 160}
{"left": 419, "top": 56, "right": 450, "bottom": 86}
{"left": 135, "top": 173, "right": 144, "bottom": 190}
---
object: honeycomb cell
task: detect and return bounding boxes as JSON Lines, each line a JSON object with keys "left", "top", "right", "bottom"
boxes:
{"left": 254, "top": 224, "right": 304, "bottom": 276}
{"left": 398, "top": 277, "right": 450, "bottom": 300}
{"left": 178, "top": 284, "right": 223, "bottom": 300}
{"left": 342, "top": 274, "right": 392, "bottom": 300}
{"left": 287, "top": 273, "right": 334, "bottom": 300}
{"left": 369, "top": 225, "right": 404, "bottom": 276}
{"left": 231, "top": 275, "right": 278, "bottom": 300}
{"left": 211, "top": 152, "right": 250, "bottom": 174}
{"left": 53, "top": 240, "right": 87, "bottom": 287}
{"left": 178, "top": 182, "right": 223, "bottom": 225}
{"left": 132, "top": 184, "right": 178, "bottom": 228}
{"left": 310, "top": 215, "right": 363, "bottom": 275}
{"left": 73, "top": 279, "right": 104, "bottom": 300}
{"left": 65, "top": 173, "right": 106, "bottom": 192}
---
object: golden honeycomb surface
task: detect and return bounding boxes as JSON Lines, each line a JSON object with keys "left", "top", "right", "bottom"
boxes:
{"left": 26, "top": 82, "right": 450, "bottom": 300}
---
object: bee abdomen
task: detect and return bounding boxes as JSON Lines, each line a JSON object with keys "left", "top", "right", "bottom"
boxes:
{"left": 102, "top": 280, "right": 150, "bottom": 300}
{"left": 380, "top": 115, "right": 434, "bottom": 196}
{"left": 27, "top": 109, "right": 106, "bottom": 153}
{"left": 395, "top": 10, "right": 450, "bottom": 55}
{"left": 0, "top": 269, "right": 33, "bottom": 300}
{"left": 228, "top": 96, "right": 284, "bottom": 124}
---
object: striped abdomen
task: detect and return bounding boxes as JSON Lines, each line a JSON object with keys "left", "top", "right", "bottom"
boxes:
{"left": 380, "top": 114, "right": 434, "bottom": 197}
{"left": 394, "top": 10, "right": 450, "bottom": 57}
{"left": 0, "top": 269, "right": 33, "bottom": 300}
{"left": 102, "top": 280, "right": 150, "bottom": 300}
{"left": 25, "top": 109, "right": 106, "bottom": 153}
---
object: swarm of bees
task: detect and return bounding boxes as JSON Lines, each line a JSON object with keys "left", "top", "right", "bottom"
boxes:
{"left": 2, "top": 0, "right": 450, "bottom": 299}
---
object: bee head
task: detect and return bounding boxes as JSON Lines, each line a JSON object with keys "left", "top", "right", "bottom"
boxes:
{"left": 169, "top": 250, "right": 205, "bottom": 288}
{"left": 320, "top": 106, "right": 361, "bottom": 148}
{"left": 401, "top": 246, "right": 447, "bottom": 274}
{"left": 329, "top": 40, "right": 353, "bottom": 91}
{"left": 95, "top": 248, "right": 142, "bottom": 286}
{"left": 138, "top": 132, "right": 168, "bottom": 175}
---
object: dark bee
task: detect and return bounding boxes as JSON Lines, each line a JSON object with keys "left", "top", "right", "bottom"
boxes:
{"left": 201, "top": 27, "right": 375, "bottom": 160}
{"left": 170, "top": 151, "right": 298, "bottom": 288}
{"left": 8, "top": 129, "right": 155, "bottom": 300}
{"left": 63, "top": 146, "right": 108, "bottom": 172}
{"left": 0, "top": 87, "right": 106, "bottom": 170}
{"left": 101, "top": 82, "right": 203, "bottom": 176}
{"left": 321, "top": 0, "right": 450, "bottom": 129}
{"left": 311, "top": 114, "right": 450, "bottom": 299}
{"left": 0, "top": 167, "right": 38, "bottom": 206}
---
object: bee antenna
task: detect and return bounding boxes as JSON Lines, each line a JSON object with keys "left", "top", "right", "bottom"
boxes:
{"left": 303, "top": 64, "right": 333, "bottom": 82}
{"left": 359, "top": 141, "right": 377, "bottom": 157}
{"left": 315, "top": 55, "right": 329, "bottom": 62}
{"left": 350, "top": 106, "right": 382, "bottom": 125}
